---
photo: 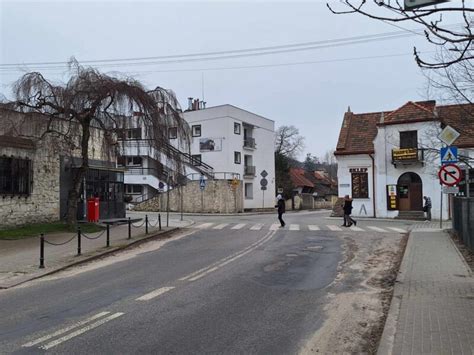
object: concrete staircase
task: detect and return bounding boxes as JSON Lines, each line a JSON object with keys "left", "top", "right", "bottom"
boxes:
{"left": 396, "top": 210, "right": 426, "bottom": 221}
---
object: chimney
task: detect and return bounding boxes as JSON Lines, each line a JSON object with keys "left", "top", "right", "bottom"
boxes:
{"left": 193, "top": 99, "right": 199, "bottom": 111}
{"left": 188, "top": 97, "right": 193, "bottom": 111}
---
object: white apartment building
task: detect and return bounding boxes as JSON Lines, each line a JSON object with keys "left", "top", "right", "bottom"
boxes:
{"left": 335, "top": 101, "right": 474, "bottom": 220}
{"left": 183, "top": 102, "right": 276, "bottom": 210}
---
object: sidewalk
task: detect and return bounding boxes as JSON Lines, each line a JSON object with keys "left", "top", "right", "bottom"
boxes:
{"left": 378, "top": 227, "right": 474, "bottom": 354}
{"left": 0, "top": 217, "right": 193, "bottom": 289}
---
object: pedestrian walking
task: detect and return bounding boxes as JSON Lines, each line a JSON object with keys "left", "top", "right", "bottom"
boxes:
{"left": 275, "top": 194, "right": 286, "bottom": 227}
{"left": 423, "top": 196, "right": 432, "bottom": 221}
{"left": 342, "top": 195, "right": 356, "bottom": 227}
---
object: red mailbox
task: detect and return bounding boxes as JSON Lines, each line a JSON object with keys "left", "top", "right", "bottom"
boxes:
{"left": 87, "top": 197, "right": 100, "bottom": 222}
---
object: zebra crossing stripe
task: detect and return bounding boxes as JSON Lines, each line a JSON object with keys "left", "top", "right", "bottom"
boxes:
{"left": 387, "top": 227, "right": 406, "bottom": 233}
{"left": 250, "top": 223, "right": 264, "bottom": 230}
{"left": 231, "top": 223, "right": 246, "bottom": 230}
{"left": 270, "top": 224, "right": 280, "bottom": 230}
{"left": 289, "top": 224, "right": 299, "bottom": 231}
{"left": 327, "top": 225, "right": 343, "bottom": 231}
{"left": 349, "top": 226, "right": 364, "bottom": 232}
{"left": 308, "top": 225, "right": 320, "bottom": 231}
{"left": 213, "top": 223, "right": 229, "bottom": 230}
{"left": 367, "top": 226, "right": 387, "bottom": 232}
{"left": 195, "top": 223, "right": 214, "bottom": 229}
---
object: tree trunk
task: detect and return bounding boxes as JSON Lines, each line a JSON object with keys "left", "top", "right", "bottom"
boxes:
{"left": 66, "top": 119, "right": 91, "bottom": 225}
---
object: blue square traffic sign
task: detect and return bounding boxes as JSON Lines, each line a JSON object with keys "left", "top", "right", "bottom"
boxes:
{"left": 440, "top": 146, "right": 458, "bottom": 164}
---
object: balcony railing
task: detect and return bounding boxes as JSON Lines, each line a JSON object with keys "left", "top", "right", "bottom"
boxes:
{"left": 243, "top": 137, "right": 256, "bottom": 149}
{"left": 392, "top": 148, "right": 424, "bottom": 167}
{"left": 244, "top": 165, "right": 256, "bottom": 177}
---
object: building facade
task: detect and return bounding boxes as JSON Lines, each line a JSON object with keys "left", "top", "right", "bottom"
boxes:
{"left": 183, "top": 103, "right": 276, "bottom": 210}
{"left": 335, "top": 101, "right": 474, "bottom": 220}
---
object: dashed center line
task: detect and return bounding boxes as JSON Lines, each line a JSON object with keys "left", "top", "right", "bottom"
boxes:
{"left": 136, "top": 287, "right": 175, "bottom": 301}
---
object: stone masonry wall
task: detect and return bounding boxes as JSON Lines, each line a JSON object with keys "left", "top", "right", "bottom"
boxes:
{"left": 134, "top": 180, "right": 243, "bottom": 213}
{"left": 0, "top": 140, "right": 60, "bottom": 229}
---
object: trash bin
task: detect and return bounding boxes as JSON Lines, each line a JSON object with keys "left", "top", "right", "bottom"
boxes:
{"left": 87, "top": 197, "right": 100, "bottom": 222}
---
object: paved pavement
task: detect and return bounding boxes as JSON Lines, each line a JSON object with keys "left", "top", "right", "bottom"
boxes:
{"left": 378, "top": 224, "right": 474, "bottom": 355}
{"left": 0, "top": 215, "right": 193, "bottom": 289}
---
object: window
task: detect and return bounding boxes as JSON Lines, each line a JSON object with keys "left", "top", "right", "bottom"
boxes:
{"left": 0, "top": 157, "right": 32, "bottom": 196}
{"left": 234, "top": 151, "right": 241, "bottom": 164}
{"left": 351, "top": 172, "right": 369, "bottom": 198}
{"left": 169, "top": 127, "right": 177, "bottom": 139}
{"left": 117, "top": 128, "right": 141, "bottom": 140}
{"left": 400, "top": 130, "right": 418, "bottom": 149}
{"left": 245, "top": 183, "right": 253, "bottom": 199}
{"left": 192, "top": 154, "right": 202, "bottom": 166}
{"left": 234, "top": 122, "right": 241, "bottom": 135}
{"left": 192, "top": 125, "right": 201, "bottom": 137}
{"left": 125, "top": 184, "right": 143, "bottom": 195}
{"left": 126, "top": 156, "right": 142, "bottom": 166}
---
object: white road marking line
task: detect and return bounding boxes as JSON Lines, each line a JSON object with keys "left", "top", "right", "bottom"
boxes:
{"left": 179, "top": 231, "right": 275, "bottom": 281}
{"left": 327, "top": 225, "right": 343, "bottom": 231}
{"left": 212, "top": 223, "right": 229, "bottom": 230}
{"left": 135, "top": 287, "right": 175, "bottom": 301}
{"left": 40, "top": 312, "right": 124, "bottom": 350}
{"left": 189, "top": 231, "right": 276, "bottom": 281}
{"left": 250, "top": 223, "right": 264, "bottom": 230}
{"left": 289, "top": 224, "right": 300, "bottom": 231}
{"left": 349, "top": 226, "right": 365, "bottom": 232}
{"left": 22, "top": 312, "right": 110, "bottom": 347}
{"left": 367, "top": 226, "right": 387, "bottom": 232}
{"left": 308, "top": 225, "right": 320, "bottom": 231}
{"left": 231, "top": 223, "right": 246, "bottom": 230}
{"left": 270, "top": 224, "right": 280, "bottom": 230}
{"left": 387, "top": 227, "right": 407, "bottom": 233}
{"left": 195, "top": 223, "right": 214, "bottom": 229}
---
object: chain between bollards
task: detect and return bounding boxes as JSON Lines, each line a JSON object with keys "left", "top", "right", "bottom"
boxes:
{"left": 39, "top": 233, "right": 45, "bottom": 269}
{"left": 106, "top": 224, "right": 110, "bottom": 247}
{"left": 128, "top": 217, "right": 131, "bottom": 239}
{"left": 158, "top": 214, "right": 161, "bottom": 231}
{"left": 145, "top": 215, "right": 149, "bottom": 234}
{"left": 77, "top": 227, "right": 82, "bottom": 256}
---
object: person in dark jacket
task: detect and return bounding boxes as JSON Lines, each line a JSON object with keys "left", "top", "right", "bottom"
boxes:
{"left": 423, "top": 196, "right": 432, "bottom": 221}
{"left": 342, "top": 195, "right": 356, "bottom": 227}
{"left": 275, "top": 194, "right": 286, "bottom": 227}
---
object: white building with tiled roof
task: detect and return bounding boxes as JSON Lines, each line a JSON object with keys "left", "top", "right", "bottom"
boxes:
{"left": 334, "top": 101, "right": 474, "bottom": 220}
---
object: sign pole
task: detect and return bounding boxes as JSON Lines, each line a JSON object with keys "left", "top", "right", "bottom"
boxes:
{"left": 466, "top": 168, "right": 470, "bottom": 198}
{"left": 262, "top": 189, "right": 265, "bottom": 209}
{"left": 440, "top": 183, "right": 443, "bottom": 229}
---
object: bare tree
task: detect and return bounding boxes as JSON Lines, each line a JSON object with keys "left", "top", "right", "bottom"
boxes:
{"left": 5, "top": 60, "right": 190, "bottom": 224}
{"left": 327, "top": 0, "right": 473, "bottom": 68}
{"left": 275, "top": 125, "right": 305, "bottom": 159}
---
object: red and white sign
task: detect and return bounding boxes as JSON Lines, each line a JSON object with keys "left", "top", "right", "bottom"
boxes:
{"left": 438, "top": 164, "right": 462, "bottom": 186}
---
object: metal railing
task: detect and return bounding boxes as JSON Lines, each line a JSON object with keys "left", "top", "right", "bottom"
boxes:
{"left": 243, "top": 137, "right": 256, "bottom": 149}
{"left": 244, "top": 165, "right": 256, "bottom": 176}
{"left": 124, "top": 167, "right": 162, "bottom": 177}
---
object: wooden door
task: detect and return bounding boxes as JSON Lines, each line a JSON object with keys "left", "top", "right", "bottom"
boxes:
{"left": 410, "top": 183, "right": 423, "bottom": 211}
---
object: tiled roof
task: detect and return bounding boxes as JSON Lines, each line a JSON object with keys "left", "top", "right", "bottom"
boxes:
{"left": 335, "top": 101, "right": 474, "bottom": 155}
{"left": 290, "top": 168, "right": 314, "bottom": 188}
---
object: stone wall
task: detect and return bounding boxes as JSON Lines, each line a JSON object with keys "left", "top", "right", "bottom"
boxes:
{"left": 134, "top": 180, "right": 243, "bottom": 213}
{"left": 0, "top": 139, "right": 60, "bottom": 229}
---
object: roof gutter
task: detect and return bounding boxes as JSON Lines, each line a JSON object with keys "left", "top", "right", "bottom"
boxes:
{"left": 369, "top": 153, "right": 376, "bottom": 218}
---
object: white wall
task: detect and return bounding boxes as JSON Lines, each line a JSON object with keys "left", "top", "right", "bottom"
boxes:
{"left": 184, "top": 105, "right": 276, "bottom": 209}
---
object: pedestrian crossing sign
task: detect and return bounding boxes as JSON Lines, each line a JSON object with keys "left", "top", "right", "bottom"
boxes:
{"left": 440, "top": 146, "right": 458, "bottom": 164}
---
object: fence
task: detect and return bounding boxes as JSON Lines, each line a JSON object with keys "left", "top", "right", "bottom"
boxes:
{"left": 452, "top": 197, "right": 474, "bottom": 251}
{"left": 36, "top": 214, "right": 162, "bottom": 269}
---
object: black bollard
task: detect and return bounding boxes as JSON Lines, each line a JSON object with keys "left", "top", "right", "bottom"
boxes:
{"left": 106, "top": 224, "right": 110, "bottom": 247}
{"left": 145, "top": 215, "right": 149, "bottom": 235}
{"left": 77, "top": 227, "right": 81, "bottom": 256}
{"left": 128, "top": 217, "right": 131, "bottom": 239}
{"left": 39, "top": 233, "right": 45, "bottom": 269}
{"left": 158, "top": 214, "right": 162, "bottom": 231}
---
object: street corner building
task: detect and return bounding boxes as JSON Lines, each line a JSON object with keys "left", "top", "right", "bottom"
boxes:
{"left": 334, "top": 100, "right": 474, "bottom": 220}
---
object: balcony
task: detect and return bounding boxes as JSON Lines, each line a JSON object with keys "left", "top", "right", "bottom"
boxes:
{"left": 391, "top": 148, "right": 424, "bottom": 167}
{"left": 243, "top": 137, "right": 256, "bottom": 150}
{"left": 244, "top": 165, "right": 256, "bottom": 177}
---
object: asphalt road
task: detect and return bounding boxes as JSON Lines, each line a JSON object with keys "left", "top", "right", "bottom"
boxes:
{"left": 0, "top": 211, "right": 414, "bottom": 354}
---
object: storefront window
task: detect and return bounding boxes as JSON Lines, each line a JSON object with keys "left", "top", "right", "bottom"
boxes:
{"left": 351, "top": 172, "right": 368, "bottom": 198}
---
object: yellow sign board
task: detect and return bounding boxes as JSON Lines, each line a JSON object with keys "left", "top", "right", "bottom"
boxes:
{"left": 392, "top": 148, "right": 418, "bottom": 161}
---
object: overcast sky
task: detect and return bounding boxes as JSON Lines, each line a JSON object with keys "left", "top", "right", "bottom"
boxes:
{"left": 0, "top": 0, "right": 441, "bottom": 160}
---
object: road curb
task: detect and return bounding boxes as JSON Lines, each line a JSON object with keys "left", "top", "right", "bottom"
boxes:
{"left": 0, "top": 227, "right": 180, "bottom": 290}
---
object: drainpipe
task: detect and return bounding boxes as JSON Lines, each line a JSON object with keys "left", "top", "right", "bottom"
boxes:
{"left": 369, "top": 153, "right": 377, "bottom": 218}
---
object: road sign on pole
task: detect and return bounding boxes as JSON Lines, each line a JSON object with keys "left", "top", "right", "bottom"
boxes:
{"left": 200, "top": 176, "right": 206, "bottom": 191}
{"left": 438, "top": 164, "right": 462, "bottom": 186}
{"left": 438, "top": 125, "right": 460, "bottom": 146}
{"left": 440, "top": 146, "right": 458, "bottom": 164}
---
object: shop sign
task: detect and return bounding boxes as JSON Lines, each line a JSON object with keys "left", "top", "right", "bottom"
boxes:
{"left": 349, "top": 168, "right": 368, "bottom": 173}
{"left": 392, "top": 148, "right": 418, "bottom": 161}
{"left": 386, "top": 184, "right": 398, "bottom": 210}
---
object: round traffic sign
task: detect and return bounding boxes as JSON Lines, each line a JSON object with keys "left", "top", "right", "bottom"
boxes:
{"left": 438, "top": 164, "right": 462, "bottom": 186}
{"left": 260, "top": 178, "right": 268, "bottom": 187}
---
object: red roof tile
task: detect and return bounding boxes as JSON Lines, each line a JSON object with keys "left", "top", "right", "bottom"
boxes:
{"left": 290, "top": 168, "right": 314, "bottom": 188}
